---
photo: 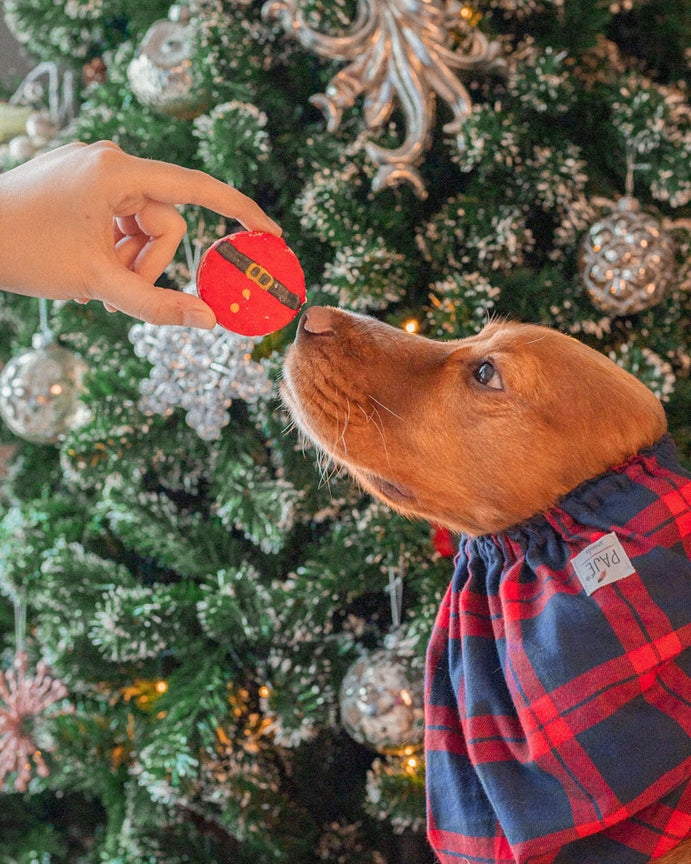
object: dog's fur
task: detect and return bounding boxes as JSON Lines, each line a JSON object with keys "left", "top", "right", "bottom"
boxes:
{"left": 282, "top": 306, "right": 668, "bottom": 535}
{"left": 282, "top": 305, "right": 690, "bottom": 864}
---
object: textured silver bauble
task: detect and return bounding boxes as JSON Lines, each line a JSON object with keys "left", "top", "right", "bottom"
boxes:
{"left": 0, "top": 335, "right": 90, "bottom": 444}
{"left": 339, "top": 640, "right": 423, "bottom": 755}
{"left": 579, "top": 196, "right": 676, "bottom": 315}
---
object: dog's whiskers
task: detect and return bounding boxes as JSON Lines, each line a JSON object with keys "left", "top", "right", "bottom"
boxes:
{"left": 368, "top": 395, "right": 404, "bottom": 421}
{"left": 360, "top": 400, "right": 394, "bottom": 474}
{"left": 315, "top": 448, "right": 335, "bottom": 486}
{"left": 335, "top": 397, "right": 351, "bottom": 457}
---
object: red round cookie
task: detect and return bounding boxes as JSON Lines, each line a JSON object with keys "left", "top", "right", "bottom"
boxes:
{"left": 196, "top": 231, "right": 306, "bottom": 336}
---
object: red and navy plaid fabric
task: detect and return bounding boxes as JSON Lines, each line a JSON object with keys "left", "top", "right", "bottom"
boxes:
{"left": 425, "top": 436, "right": 691, "bottom": 863}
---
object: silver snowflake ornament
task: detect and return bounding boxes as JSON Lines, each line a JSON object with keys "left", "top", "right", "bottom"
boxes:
{"left": 129, "top": 319, "right": 273, "bottom": 441}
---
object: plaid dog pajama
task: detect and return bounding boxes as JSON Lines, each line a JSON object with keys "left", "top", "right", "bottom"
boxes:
{"left": 426, "top": 436, "right": 691, "bottom": 863}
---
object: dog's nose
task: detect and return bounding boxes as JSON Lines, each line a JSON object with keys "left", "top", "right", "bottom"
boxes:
{"left": 300, "top": 306, "right": 335, "bottom": 336}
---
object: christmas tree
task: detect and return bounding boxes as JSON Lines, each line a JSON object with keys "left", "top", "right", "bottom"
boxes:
{"left": 0, "top": 1, "right": 688, "bottom": 862}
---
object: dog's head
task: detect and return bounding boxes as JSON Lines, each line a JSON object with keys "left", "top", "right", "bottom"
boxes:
{"left": 281, "top": 306, "right": 667, "bottom": 535}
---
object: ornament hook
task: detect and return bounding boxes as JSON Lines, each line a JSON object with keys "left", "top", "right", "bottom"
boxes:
{"left": 387, "top": 561, "right": 404, "bottom": 630}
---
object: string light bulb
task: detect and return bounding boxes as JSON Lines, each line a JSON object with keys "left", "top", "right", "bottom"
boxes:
{"left": 458, "top": 4, "right": 482, "bottom": 27}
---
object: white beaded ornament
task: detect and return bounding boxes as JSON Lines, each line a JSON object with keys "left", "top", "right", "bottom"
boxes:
{"left": 130, "top": 313, "right": 272, "bottom": 441}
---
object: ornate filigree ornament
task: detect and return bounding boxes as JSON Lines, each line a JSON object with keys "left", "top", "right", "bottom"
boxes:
{"left": 263, "top": 0, "right": 504, "bottom": 197}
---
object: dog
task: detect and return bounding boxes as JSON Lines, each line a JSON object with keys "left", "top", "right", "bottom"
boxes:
{"left": 282, "top": 306, "right": 691, "bottom": 864}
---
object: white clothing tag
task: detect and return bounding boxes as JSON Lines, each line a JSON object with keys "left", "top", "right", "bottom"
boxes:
{"left": 571, "top": 532, "right": 637, "bottom": 596}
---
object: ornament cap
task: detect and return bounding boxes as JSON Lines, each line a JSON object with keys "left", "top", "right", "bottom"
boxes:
{"left": 31, "top": 329, "right": 54, "bottom": 350}
{"left": 168, "top": 3, "right": 191, "bottom": 23}
{"left": 617, "top": 195, "right": 640, "bottom": 213}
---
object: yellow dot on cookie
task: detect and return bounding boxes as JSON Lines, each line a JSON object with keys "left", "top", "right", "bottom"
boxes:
{"left": 242, "top": 289, "right": 251, "bottom": 300}
{"left": 230, "top": 303, "right": 240, "bottom": 313}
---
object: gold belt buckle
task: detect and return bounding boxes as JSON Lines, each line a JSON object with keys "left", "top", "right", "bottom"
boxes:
{"left": 245, "top": 263, "right": 273, "bottom": 289}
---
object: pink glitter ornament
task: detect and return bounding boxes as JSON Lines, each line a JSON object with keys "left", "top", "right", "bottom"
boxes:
{"left": 0, "top": 651, "right": 72, "bottom": 791}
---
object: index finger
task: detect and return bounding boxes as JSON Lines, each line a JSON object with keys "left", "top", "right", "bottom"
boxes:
{"left": 129, "top": 157, "right": 282, "bottom": 236}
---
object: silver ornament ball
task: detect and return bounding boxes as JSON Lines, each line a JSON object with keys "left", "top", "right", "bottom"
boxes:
{"left": 339, "top": 642, "right": 424, "bottom": 755}
{"left": 0, "top": 336, "right": 90, "bottom": 444}
{"left": 126, "top": 6, "right": 207, "bottom": 119}
{"left": 579, "top": 196, "right": 676, "bottom": 315}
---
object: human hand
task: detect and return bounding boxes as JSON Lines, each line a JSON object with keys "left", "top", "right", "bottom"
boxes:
{"left": 0, "top": 140, "right": 282, "bottom": 328}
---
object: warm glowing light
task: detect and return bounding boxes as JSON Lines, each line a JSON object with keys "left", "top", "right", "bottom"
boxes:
{"left": 155, "top": 679, "right": 168, "bottom": 695}
{"left": 259, "top": 685, "right": 271, "bottom": 699}
{"left": 458, "top": 5, "right": 482, "bottom": 26}
{"left": 407, "top": 757, "right": 418, "bottom": 769}
{"left": 216, "top": 725, "right": 231, "bottom": 746}
{"left": 403, "top": 318, "right": 420, "bottom": 334}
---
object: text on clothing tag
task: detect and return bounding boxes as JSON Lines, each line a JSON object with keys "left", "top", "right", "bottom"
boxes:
{"left": 571, "top": 532, "right": 636, "bottom": 596}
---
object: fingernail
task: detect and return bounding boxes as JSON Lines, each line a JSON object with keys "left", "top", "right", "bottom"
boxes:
{"left": 183, "top": 306, "right": 216, "bottom": 330}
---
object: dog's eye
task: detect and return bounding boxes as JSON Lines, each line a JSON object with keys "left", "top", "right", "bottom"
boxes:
{"left": 473, "top": 360, "right": 502, "bottom": 390}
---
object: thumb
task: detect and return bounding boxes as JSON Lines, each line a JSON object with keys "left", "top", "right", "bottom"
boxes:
{"left": 95, "top": 267, "right": 217, "bottom": 329}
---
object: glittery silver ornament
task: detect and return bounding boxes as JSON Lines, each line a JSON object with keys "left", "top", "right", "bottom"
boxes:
{"left": 129, "top": 301, "right": 272, "bottom": 441}
{"left": 339, "top": 636, "right": 424, "bottom": 755}
{"left": 0, "top": 333, "right": 90, "bottom": 444}
{"left": 126, "top": 5, "right": 208, "bottom": 119}
{"left": 579, "top": 196, "right": 676, "bottom": 315}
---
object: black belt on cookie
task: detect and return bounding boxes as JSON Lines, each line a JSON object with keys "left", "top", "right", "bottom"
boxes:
{"left": 215, "top": 241, "right": 302, "bottom": 311}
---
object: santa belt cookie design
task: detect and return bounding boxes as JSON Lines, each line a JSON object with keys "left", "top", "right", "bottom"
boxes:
{"left": 215, "top": 241, "right": 303, "bottom": 311}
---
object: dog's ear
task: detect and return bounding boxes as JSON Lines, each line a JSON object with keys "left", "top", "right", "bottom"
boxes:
{"left": 458, "top": 323, "right": 670, "bottom": 529}
{"left": 521, "top": 327, "right": 668, "bottom": 472}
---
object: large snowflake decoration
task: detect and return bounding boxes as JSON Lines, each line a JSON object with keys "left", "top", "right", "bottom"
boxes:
{"left": 129, "top": 318, "right": 272, "bottom": 441}
{"left": 0, "top": 651, "right": 72, "bottom": 792}
{"left": 264, "top": 0, "right": 504, "bottom": 197}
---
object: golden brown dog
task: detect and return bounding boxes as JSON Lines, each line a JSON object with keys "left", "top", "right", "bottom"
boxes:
{"left": 282, "top": 307, "right": 667, "bottom": 534}
{"left": 282, "top": 306, "right": 691, "bottom": 864}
